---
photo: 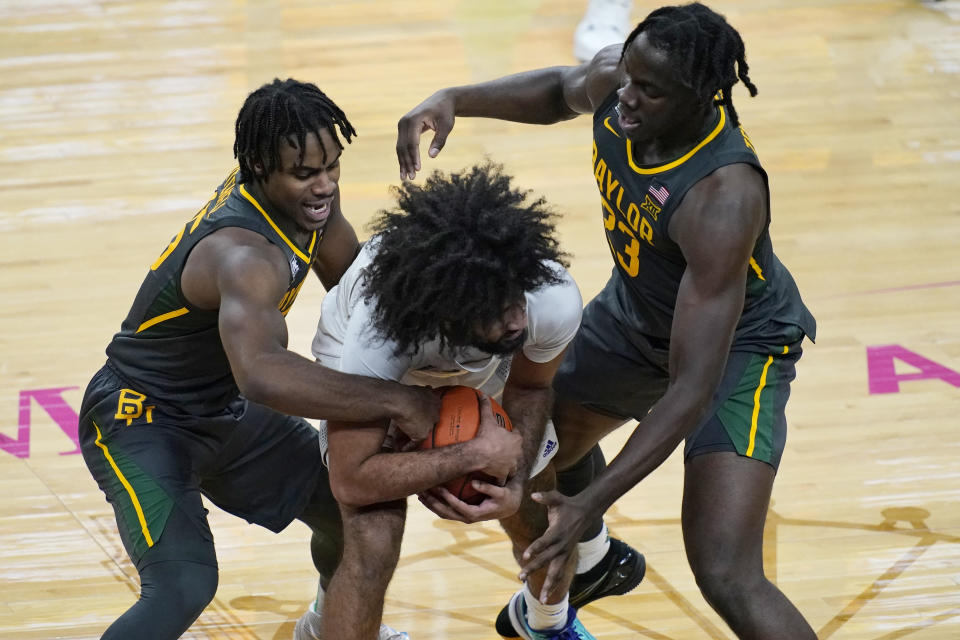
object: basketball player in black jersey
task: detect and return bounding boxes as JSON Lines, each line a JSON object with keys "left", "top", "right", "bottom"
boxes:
{"left": 397, "top": 4, "right": 817, "bottom": 639}
{"left": 76, "top": 79, "right": 467, "bottom": 640}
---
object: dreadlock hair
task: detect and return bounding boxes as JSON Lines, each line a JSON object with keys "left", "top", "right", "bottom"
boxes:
{"left": 362, "top": 162, "right": 568, "bottom": 356}
{"left": 623, "top": 3, "right": 758, "bottom": 127}
{"left": 233, "top": 78, "right": 357, "bottom": 183}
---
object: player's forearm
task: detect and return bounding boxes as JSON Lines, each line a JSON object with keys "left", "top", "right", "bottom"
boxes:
{"left": 236, "top": 350, "right": 413, "bottom": 423}
{"left": 446, "top": 68, "right": 579, "bottom": 125}
{"left": 330, "top": 444, "right": 487, "bottom": 507}
{"left": 581, "top": 383, "right": 710, "bottom": 516}
{"left": 502, "top": 385, "right": 552, "bottom": 479}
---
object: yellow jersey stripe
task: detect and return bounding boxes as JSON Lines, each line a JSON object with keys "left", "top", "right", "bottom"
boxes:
{"left": 136, "top": 307, "right": 189, "bottom": 333}
{"left": 626, "top": 107, "right": 727, "bottom": 175}
{"left": 749, "top": 257, "right": 766, "bottom": 281}
{"left": 92, "top": 421, "right": 154, "bottom": 547}
{"left": 603, "top": 117, "right": 621, "bottom": 138}
{"left": 238, "top": 184, "right": 314, "bottom": 263}
{"left": 747, "top": 355, "right": 775, "bottom": 457}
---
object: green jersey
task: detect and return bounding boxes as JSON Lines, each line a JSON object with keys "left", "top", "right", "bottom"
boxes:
{"left": 591, "top": 92, "right": 815, "bottom": 351}
{"left": 105, "top": 168, "right": 320, "bottom": 414}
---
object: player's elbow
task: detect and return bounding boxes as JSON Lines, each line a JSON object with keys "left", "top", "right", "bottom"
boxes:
{"left": 329, "top": 468, "right": 378, "bottom": 508}
{"left": 233, "top": 370, "right": 272, "bottom": 406}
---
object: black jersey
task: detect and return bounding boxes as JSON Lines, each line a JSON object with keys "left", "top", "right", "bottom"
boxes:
{"left": 105, "top": 168, "right": 320, "bottom": 415}
{"left": 591, "top": 92, "right": 816, "bottom": 351}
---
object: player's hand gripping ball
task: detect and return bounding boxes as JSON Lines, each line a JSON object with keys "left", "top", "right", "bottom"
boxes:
{"left": 418, "top": 385, "right": 514, "bottom": 505}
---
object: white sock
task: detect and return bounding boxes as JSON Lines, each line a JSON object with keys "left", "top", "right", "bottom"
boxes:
{"left": 522, "top": 582, "right": 568, "bottom": 631}
{"left": 575, "top": 523, "right": 610, "bottom": 574}
{"left": 311, "top": 582, "right": 325, "bottom": 613}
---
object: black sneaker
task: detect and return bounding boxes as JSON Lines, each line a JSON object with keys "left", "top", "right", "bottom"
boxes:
{"left": 569, "top": 537, "right": 646, "bottom": 608}
{"left": 494, "top": 538, "right": 645, "bottom": 638}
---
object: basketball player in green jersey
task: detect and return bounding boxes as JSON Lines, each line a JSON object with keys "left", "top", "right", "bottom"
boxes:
{"left": 397, "top": 4, "right": 817, "bottom": 639}
{"left": 76, "top": 79, "right": 469, "bottom": 640}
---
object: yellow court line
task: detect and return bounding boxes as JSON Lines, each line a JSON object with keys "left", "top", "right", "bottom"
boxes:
{"left": 136, "top": 307, "right": 189, "bottom": 333}
{"left": 747, "top": 355, "right": 774, "bottom": 457}
{"left": 626, "top": 106, "right": 726, "bottom": 175}
{"left": 238, "top": 184, "right": 314, "bottom": 263}
{"left": 92, "top": 421, "right": 154, "bottom": 547}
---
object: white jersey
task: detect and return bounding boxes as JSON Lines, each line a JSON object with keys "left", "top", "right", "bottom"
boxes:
{"left": 311, "top": 241, "right": 583, "bottom": 476}
{"left": 311, "top": 242, "right": 583, "bottom": 394}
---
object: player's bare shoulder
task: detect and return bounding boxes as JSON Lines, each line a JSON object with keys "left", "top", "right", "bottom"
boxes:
{"left": 670, "top": 164, "right": 767, "bottom": 261}
{"left": 182, "top": 227, "right": 290, "bottom": 309}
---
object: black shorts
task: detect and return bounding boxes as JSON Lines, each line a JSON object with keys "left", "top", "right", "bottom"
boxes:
{"left": 78, "top": 364, "right": 331, "bottom": 569}
{"left": 553, "top": 275, "right": 802, "bottom": 469}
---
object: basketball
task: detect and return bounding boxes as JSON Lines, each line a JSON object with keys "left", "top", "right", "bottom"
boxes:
{"left": 419, "top": 385, "right": 514, "bottom": 505}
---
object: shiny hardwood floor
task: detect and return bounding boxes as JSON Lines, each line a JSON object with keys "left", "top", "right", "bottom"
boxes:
{"left": 1, "top": 0, "right": 959, "bottom": 638}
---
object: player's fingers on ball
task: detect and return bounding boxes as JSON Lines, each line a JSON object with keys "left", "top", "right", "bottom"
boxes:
{"left": 418, "top": 491, "right": 457, "bottom": 516}
{"left": 472, "top": 479, "right": 504, "bottom": 496}
{"left": 433, "top": 485, "right": 455, "bottom": 500}
{"left": 416, "top": 492, "right": 442, "bottom": 511}
{"left": 420, "top": 496, "right": 468, "bottom": 522}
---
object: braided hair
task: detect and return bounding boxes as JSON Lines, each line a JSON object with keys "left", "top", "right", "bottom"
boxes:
{"left": 233, "top": 78, "right": 357, "bottom": 182}
{"left": 623, "top": 3, "right": 758, "bottom": 127}
{"left": 362, "top": 162, "right": 568, "bottom": 356}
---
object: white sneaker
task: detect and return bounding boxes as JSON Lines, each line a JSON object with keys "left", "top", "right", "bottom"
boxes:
{"left": 573, "top": 0, "right": 633, "bottom": 62}
{"left": 378, "top": 624, "right": 411, "bottom": 640}
{"left": 292, "top": 607, "right": 411, "bottom": 640}
{"left": 293, "top": 608, "right": 323, "bottom": 640}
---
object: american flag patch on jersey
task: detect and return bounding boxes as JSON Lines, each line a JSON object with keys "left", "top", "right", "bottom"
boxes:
{"left": 648, "top": 182, "right": 670, "bottom": 206}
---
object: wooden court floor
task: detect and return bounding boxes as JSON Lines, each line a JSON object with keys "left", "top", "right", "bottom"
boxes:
{"left": 2, "top": 0, "right": 959, "bottom": 638}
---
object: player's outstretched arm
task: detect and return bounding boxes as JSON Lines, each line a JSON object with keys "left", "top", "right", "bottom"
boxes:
{"left": 183, "top": 229, "right": 439, "bottom": 431}
{"left": 327, "top": 396, "right": 522, "bottom": 508}
{"left": 519, "top": 165, "right": 769, "bottom": 600}
{"left": 396, "top": 45, "right": 622, "bottom": 180}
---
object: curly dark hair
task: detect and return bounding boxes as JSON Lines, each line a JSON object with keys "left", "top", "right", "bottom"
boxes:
{"left": 624, "top": 3, "right": 758, "bottom": 127}
{"left": 362, "top": 163, "right": 568, "bottom": 355}
{"left": 233, "top": 78, "right": 357, "bottom": 182}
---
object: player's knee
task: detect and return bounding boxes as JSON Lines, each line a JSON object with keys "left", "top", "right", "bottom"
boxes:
{"left": 345, "top": 535, "right": 401, "bottom": 586}
{"left": 341, "top": 508, "right": 405, "bottom": 582}
{"left": 499, "top": 477, "right": 551, "bottom": 554}
{"left": 555, "top": 444, "right": 604, "bottom": 494}
{"left": 690, "top": 556, "right": 764, "bottom": 609}
{"left": 141, "top": 561, "right": 219, "bottom": 622}
{"left": 501, "top": 516, "right": 539, "bottom": 562}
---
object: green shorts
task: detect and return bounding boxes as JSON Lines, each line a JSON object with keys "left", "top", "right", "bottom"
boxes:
{"left": 553, "top": 276, "right": 803, "bottom": 469}
{"left": 78, "top": 364, "right": 330, "bottom": 569}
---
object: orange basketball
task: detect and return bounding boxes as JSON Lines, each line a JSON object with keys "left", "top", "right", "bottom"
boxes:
{"left": 419, "top": 385, "right": 514, "bottom": 505}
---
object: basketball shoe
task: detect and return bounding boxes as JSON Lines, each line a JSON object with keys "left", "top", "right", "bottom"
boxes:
{"left": 293, "top": 607, "right": 411, "bottom": 640}
{"left": 495, "top": 590, "right": 596, "bottom": 640}
{"left": 573, "top": 0, "right": 633, "bottom": 62}
{"left": 494, "top": 538, "right": 645, "bottom": 638}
